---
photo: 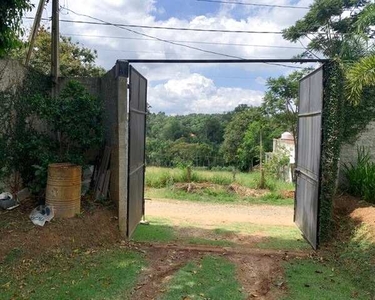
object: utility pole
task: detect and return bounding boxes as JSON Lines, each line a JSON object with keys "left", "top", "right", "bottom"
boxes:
{"left": 259, "top": 126, "right": 265, "bottom": 189}
{"left": 51, "top": 0, "right": 60, "bottom": 96}
{"left": 25, "top": 0, "right": 46, "bottom": 66}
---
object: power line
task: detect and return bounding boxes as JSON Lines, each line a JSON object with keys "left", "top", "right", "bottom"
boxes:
{"left": 24, "top": 16, "right": 284, "bottom": 34}
{"left": 25, "top": 8, "right": 306, "bottom": 69}
{"left": 59, "top": 7, "right": 306, "bottom": 69}
{"left": 63, "top": 32, "right": 305, "bottom": 50}
{"left": 197, "top": 0, "right": 309, "bottom": 9}
{"left": 60, "top": 7, "right": 246, "bottom": 60}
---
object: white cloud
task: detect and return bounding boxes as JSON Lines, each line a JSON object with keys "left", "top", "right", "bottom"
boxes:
{"left": 24, "top": 0, "right": 316, "bottom": 114}
{"left": 149, "top": 73, "right": 263, "bottom": 114}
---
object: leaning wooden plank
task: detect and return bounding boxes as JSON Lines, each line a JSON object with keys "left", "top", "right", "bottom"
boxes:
{"left": 95, "top": 173, "right": 105, "bottom": 200}
{"left": 94, "top": 146, "right": 111, "bottom": 192}
{"left": 102, "top": 170, "right": 111, "bottom": 199}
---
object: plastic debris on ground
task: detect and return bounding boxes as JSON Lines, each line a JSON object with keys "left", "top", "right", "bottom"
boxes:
{"left": 0, "top": 192, "right": 18, "bottom": 210}
{"left": 29, "top": 205, "right": 54, "bottom": 226}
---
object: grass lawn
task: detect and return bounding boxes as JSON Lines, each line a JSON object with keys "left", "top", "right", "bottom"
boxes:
{"left": 146, "top": 166, "right": 294, "bottom": 191}
{"left": 161, "top": 255, "right": 246, "bottom": 300}
{"left": 283, "top": 259, "right": 370, "bottom": 300}
{"left": 146, "top": 187, "right": 294, "bottom": 206}
{"left": 131, "top": 217, "right": 308, "bottom": 250}
{"left": 0, "top": 249, "right": 145, "bottom": 300}
{"left": 145, "top": 167, "right": 295, "bottom": 206}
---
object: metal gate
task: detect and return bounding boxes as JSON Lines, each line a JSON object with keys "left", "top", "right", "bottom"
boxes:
{"left": 294, "top": 66, "right": 323, "bottom": 249}
{"left": 127, "top": 66, "right": 147, "bottom": 238}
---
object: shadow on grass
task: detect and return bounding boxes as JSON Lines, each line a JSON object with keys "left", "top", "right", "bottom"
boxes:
{"left": 283, "top": 258, "right": 371, "bottom": 300}
{"left": 283, "top": 194, "right": 375, "bottom": 300}
{"left": 132, "top": 217, "right": 309, "bottom": 250}
{"left": 0, "top": 249, "right": 144, "bottom": 300}
{"left": 329, "top": 194, "right": 375, "bottom": 298}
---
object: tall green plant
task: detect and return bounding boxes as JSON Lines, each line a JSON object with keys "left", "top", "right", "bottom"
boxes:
{"left": 0, "top": 77, "right": 104, "bottom": 195}
{"left": 39, "top": 80, "right": 104, "bottom": 165}
{"left": 344, "top": 147, "right": 375, "bottom": 203}
{"left": 0, "top": 69, "right": 51, "bottom": 193}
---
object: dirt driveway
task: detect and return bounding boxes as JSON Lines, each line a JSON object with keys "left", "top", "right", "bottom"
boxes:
{"left": 145, "top": 198, "right": 294, "bottom": 227}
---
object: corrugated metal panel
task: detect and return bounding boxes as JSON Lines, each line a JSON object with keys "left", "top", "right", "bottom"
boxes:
{"left": 295, "top": 67, "right": 323, "bottom": 249}
{"left": 127, "top": 66, "right": 147, "bottom": 238}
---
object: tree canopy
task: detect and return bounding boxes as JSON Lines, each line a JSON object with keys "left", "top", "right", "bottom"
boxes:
{"left": 0, "top": 0, "right": 32, "bottom": 57}
{"left": 283, "top": 0, "right": 373, "bottom": 59}
{"left": 14, "top": 27, "right": 106, "bottom": 77}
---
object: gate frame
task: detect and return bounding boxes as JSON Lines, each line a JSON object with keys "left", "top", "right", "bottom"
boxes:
{"left": 114, "top": 58, "right": 340, "bottom": 248}
{"left": 294, "top": 66, "right": 324, "bottom": 249}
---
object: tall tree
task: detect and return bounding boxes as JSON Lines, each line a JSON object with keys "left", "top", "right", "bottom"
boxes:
{"left": 262, "top": 70, "right": 310, "bottom": 146}
{"left": 15, "top": 27, "right": 105, "bottom": 77}
{"left": 283, "top": 0, "right": 373, "bottom": 60}
{"left": 220, "top": 106, "right": 262, "bottom": 168}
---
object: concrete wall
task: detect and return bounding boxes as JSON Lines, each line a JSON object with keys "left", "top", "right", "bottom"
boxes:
{"left": 100, "top": 62, "right": 128, "bottom": 236}
{"left": 58, "top": 76, "right": 101, "bottom": 98}
{"left": 60, "top": 64, "right": 129, "bottom": 236}
{"left": 0, "top": 60, "right": 28, "bottom": 92}
{"left": 339, "top": 121, "right": 375, "bottom": 185}
{"left": 1, "top": 59, "right": 129, "bottom": 236}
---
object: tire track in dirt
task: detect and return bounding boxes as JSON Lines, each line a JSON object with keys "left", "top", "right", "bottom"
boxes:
{"left": 129, "top": 242, "right": 309, "bottom": 300}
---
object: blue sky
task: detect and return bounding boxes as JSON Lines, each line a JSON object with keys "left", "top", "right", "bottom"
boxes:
{"left": 25, "top": 0, "right": 316, "bottom": 114}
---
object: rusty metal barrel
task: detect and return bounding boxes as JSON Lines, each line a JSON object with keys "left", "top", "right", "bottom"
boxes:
{"left": 46, "top": 163, "right": 82, "bottom": 218}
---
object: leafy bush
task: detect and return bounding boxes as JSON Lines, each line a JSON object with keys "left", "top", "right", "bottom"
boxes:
{"left": 264, "top": 147, "right": 290, "bottom": 180}
{"left": 0, "top": 77, "right": 104, "bottom": 195}
{"left": 344, "top": 147, "right": 375, "bottom": 203}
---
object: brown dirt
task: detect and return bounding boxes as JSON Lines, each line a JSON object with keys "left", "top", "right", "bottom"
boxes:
{"left": 129, "top": 243, "right": 302, "bottom": 300}
{"left": 229, "top": 254, "right": 286, "bottom": 300}
{"left": 174, "top": 225, "right": 267, "bottom": 246}
{"left": 280, "top": 190, "right": 295, "bottom": 199}
{"left": 334, "top": 193, "right": 375, "bottom": 242}
{"left": 227, "top": 183, "right": 269, "bottom": 197}
{"left": 145, "top": 198, "right": 294, "bottom": 227}
{"left": 174, "top": 182, "right": 270, "bottom": 198}
{"left": 1, "top": 198, "right": 303, "bottom": 300}
{"left": 129, "top": 245, "right": 200, "bottom": 300}
{"left": 0, "top": 201, "right": 121, "bottom": 262}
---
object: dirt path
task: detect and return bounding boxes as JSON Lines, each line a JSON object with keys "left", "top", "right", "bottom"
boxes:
{"left": 129, "top": 243, "right": 298, "bottom": 300}
{"left": 145, "top": 198, "right": 294, "bottom": 227}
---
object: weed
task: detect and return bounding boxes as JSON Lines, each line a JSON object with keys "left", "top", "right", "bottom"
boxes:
{"left": 344, "top": 147, "right": 375, "bottom": 203}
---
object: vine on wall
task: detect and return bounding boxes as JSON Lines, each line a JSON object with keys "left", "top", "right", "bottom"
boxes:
{"left": 0, "top": 65, "right": 104, "bottom": 197}
{"left": 319, "top": 61, "right": 345, "bottom": 243}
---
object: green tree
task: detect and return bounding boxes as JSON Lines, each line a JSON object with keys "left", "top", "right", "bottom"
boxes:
{"left": 0, "top": 0, "right": 32, "bottom": 57}
{"left": 237, "top": 118, "right": 282, "bottom": 172}
{"left": 220, "top": 107, "right": 262, "bottom": 168}
{"left": 345, "top": 3, "right": 375, "bottom": 103}
{"left": 15, "top": 26, "right": 105, "bottom": 76}
{"left": 283, "top": 0, "right": 372, "bottom": 60}
{"left": 262, "top": 70, "right": 310, "bottom": 146}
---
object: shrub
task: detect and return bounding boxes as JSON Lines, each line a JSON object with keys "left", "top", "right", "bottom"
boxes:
{"left": 344, "top": 147, "right": 375, "bottom": 203}
{"left": 264, "top": 146, "right": 290, "bottom": 180}
{"left": 0, "top": 77, "right": 104, "bottom": 196}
